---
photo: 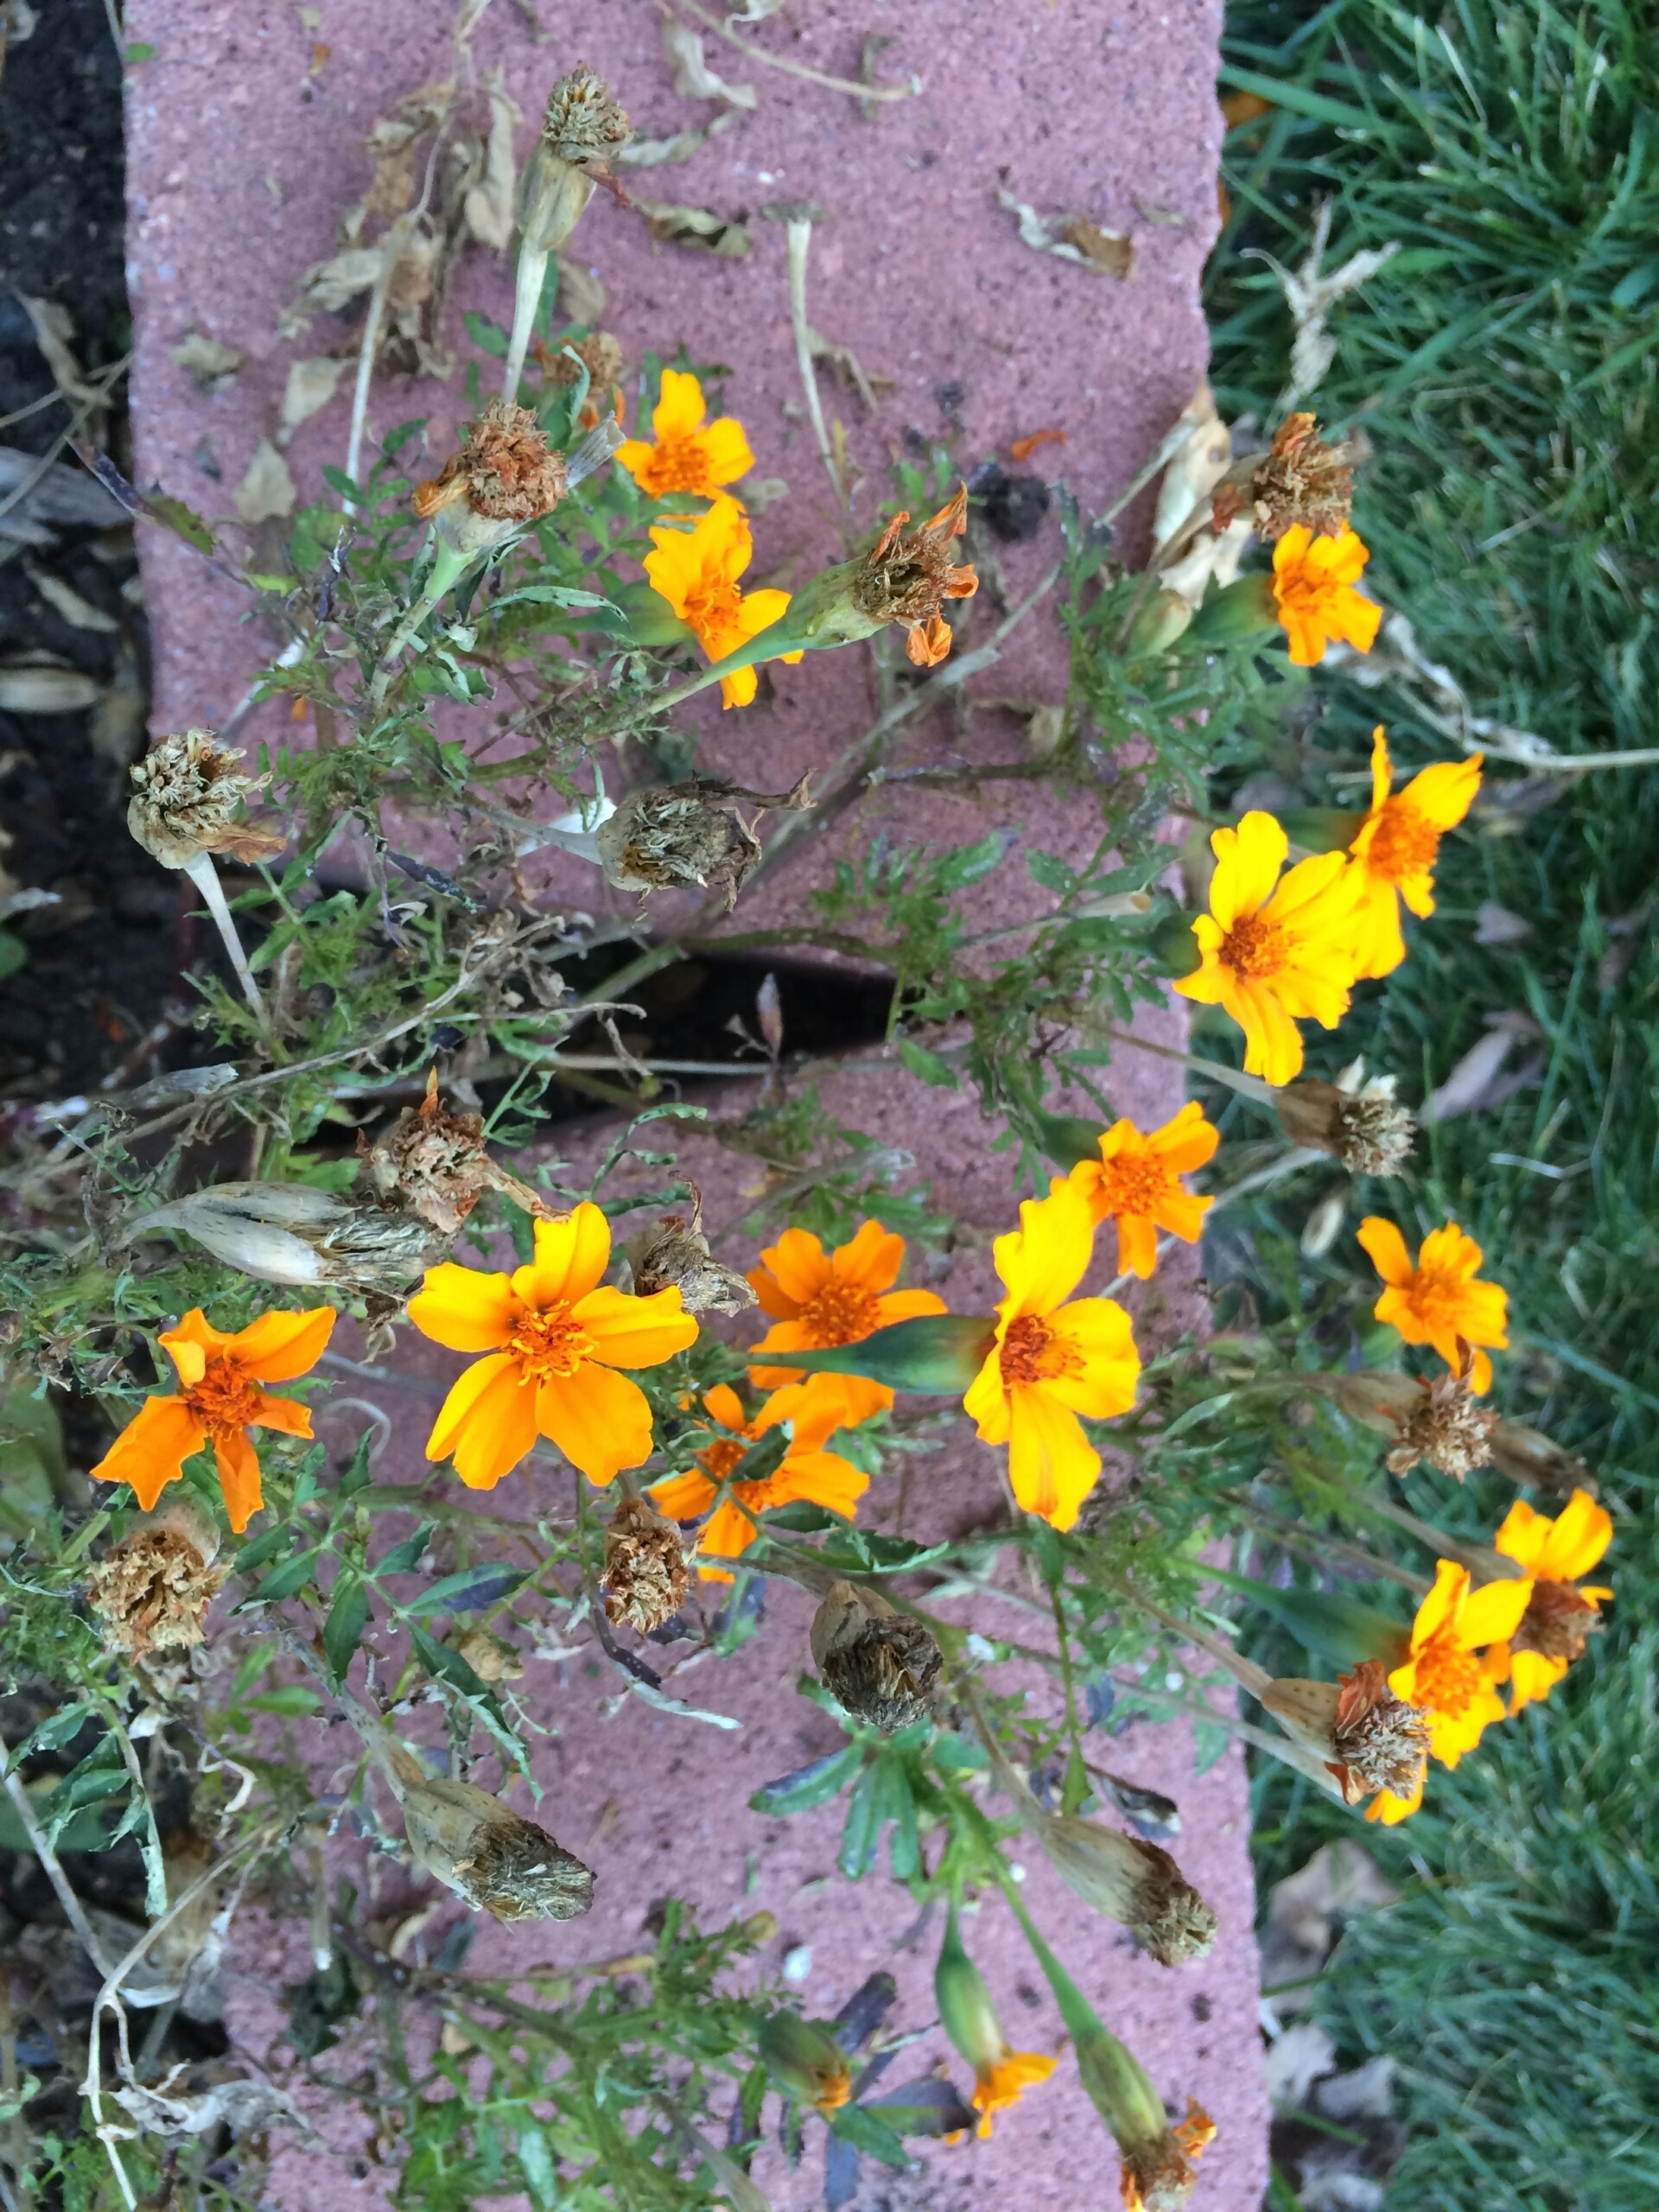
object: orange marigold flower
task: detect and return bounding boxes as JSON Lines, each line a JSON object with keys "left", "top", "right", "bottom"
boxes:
{"left": 1061, "top": 1101, "right": 1217, "bottom": 1280}
{"left": 650, "top": 1383, "right": 868, "bottom": 1582}
{"left": 963, "top": 1179, "right": 1140, "bottom": 1530}
{"left": 89, "top": 1306, "right": 336, "bottom": 1535}
{"left": 1271, "top": 523, "right": 1382, "bottom": 667}
{"left": 408, "top": 1204, "right": 697, "bottom": 1491}
{"left": 934, "top": 1908, "right": 1057, "bottom": 2141}
{"left": 643, "top": 494, "right": 802, "bottom": 709}
{"left": 1357, "top": 1217, "right": 1510, "bottom": 1394}
{"left": 1347, "top": 728, "right": 1483, "bottom": 978}
{"left": 747, "top": 1218, "right": 947, "bottom": 1433}
{"left": 850, "top": 484, "right": 978, "bottom": 664}
{"left": 1173, "top": 810, "right": 1364, "bottom": 1087}
{"left": 615, "top": 367, "right": 753, "bottom": 501}
{"left": 1364, "top": 1558, "right": 1533, "bottom": 1823}
{"left": 1486, "top": 1488, "right": 1612, "bottom": 1712}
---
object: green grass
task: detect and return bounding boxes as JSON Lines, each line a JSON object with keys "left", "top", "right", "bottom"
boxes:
{"left": 1205, "top": 3, "right": 1659, "bottom": 2205}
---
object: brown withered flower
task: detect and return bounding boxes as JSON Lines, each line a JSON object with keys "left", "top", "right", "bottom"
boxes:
{"left": 1382, "top": 1364, "right": 1500, "bottom": 1481}
{"left": 412, "top": 397, "right": 569, "bottom": 525}
{"left": 592, "top": 777, "right": 810, "bottom": 912}
{"left": 537, "top": 329, "right": 625, "bottom": 428}
{"left": 849, "top": 485, "right": 979, "bottom": 665}
{"left": 1249, "top": 412, "right": 1355, "bottom": 543}
{"left": 1120, "top": 2101, "right": 1217, "bottom": 2212}
{"left": 1038, "top": 1814, "right": 1217, "bottom": 1966}
{"left": 601, "top": 1492, "right": 690, "bottom": 1635}
{"left": 397, "top": 1767, "right": 594, "bottom": 1923}
{"left": 539, "top": 62, "right": 632, "bottom": 176}
{"left": 624, "top": 1188, "right": 755, "bottom": 1317}
{"left": 1261, "top": 1666, "right": 1429, "bottom": 1804}
{"left": 362, "top": 1069, "right": 563, "bottom": 1237}
{"left": 1311, "top": 1368, "right": 1591, "bottom": 1497}
{"left": 810, "top": 1580, "right": 941, "bottom": 1732}
{"left": 1274, "top": 1070, "right": 1415, "bottom": 1177}
{"left": 128, "top": 729, "right": 286, "bottom": 871}
{"left": 449, "top": 1629, "right": 524, "bottom": 1684}
{"left": 85, "top": 1502, "right": 227, "bottom": 1660}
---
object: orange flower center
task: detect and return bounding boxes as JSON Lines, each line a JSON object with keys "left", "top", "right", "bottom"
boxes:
{"left": 1411, "top": 1629, "right": 1482, "bottom": 1719}
{"left": 683, "top": 572, "right": 743, "bottom": 650}
{"left": 1093, "top": 1154, "right": 1173, "bottom": 1219}
{"left": 1217, "top": 911, "right": 1288, "bottom": 980}
{"left": 794, "top": 1279, "right": 883, "bottom": 1349}
{"left": 184, "top": 1357, "right": 261, "bottom": 1435}
{"left": 507, "top": 1303, "right": 593, "bottom": 1381}
{"left": 696, "top": 1436, "right": 749, "bottom": 1484}
{"left": 998, "top": 1314, "right": 1081, "bottom": 1389}
{"left": 1364, "top": 800, "right": 1440, "bottom": 882}
{"left": 642, "top": 435, "right": 714, "bottom": 497}
{"left": 1402, "top": 1263, "right": 1474, "bottom": 1337}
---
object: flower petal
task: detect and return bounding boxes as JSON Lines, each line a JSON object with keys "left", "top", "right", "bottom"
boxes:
{"left": 992, "top": 1181, "right": 1095, "bottom": 1318}
{"left": 701, "top": 1382, "right": 748, "bottom": 1433}
{"left": 1208, "top": 811, "right": 1287, "bottom": 931}
{"left": 409, "top": 1264, "right": 522, "bottom": 1352}
{"left": 769, "top": 1447, "right": 869, "bottom": 1518}
{"left": 753, "top": 1227, "right": 831, "bottom": 1311}
{"left": 652, "top": 366, "right": 708, "bottom": 442}
{"left": 831, "top": 1218, "right": 907, "bottom": 1296}
{"left": 873, "top": 1287, "right": 950, "bottom": 1326}
{"left": 1403, "top": 754, "right": 1483, "bottom": 830}
{"left": 1368, "top": 726, "right": 1393, "bottom": 813}
{"left": 1115, "top": 1211, "right": 1160, "bottom": 1280}
{"left": 1004, "top": 1386, "right": 1100, "bottom": 1530}
{"left": 157, "top": 1310, "right": 230, "bottom": 1389}
{"left": 1409, "top": 1559, "right": 1469, "bottom": 1651}
{"left": 426, "top": 1351, "right": 524, "bottom": 1464}
{"left": 225, "top": 1305, "right": 337, "bottom": 1383}
{"left": 1455, "top": 1573, "right": 1535, "bottom": 1651}
{"left": 963, "top": 1351, "right": 1011, "bottom": 1444}
{"left": 652, "top": 1469, "right": 718, "bottom": 1521}
{"left": 1357, "top": 1216, "right": 1414, "bottom": 1288}
{"left": 575, "top": 1284, "right": 699, "bottom": 1368}
{"left": 89, "top": 1395, "right": 205, "bottom": 1512}
{"left": 1493, "top": 1498, "right": 1549, "bottom": 1573}
{"left": 1148, "top": 1101, "right": 1220, "bottom": 1172}
{"left": 213, "top": 1427, "right": 265, "bottom": 1534}
{"left": 537, "top": 1362, "right": 656, "bottom": 1483}
{"left": 246, "top": 1390, "right": 315, "bottom": 1438}
{"left": 696, "top": 413, "right": 756, "bottom": 486}
{"left": 513, "top": 1202, "right": 613, "bottom": 1310}
{"left": 1506, "top": 1649, "right": 1567, "bottom": 1713}
{"left": 1535, "top": 1488, "right": 1613, "bottom": 1581}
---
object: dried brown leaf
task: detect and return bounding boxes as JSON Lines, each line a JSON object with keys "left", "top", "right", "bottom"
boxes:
{"left": 634, "top": 200, "right": 752, "bottom": 257}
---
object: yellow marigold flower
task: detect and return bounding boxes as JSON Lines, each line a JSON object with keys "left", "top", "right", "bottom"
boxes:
{"left": 747, "top": 1219, "right": 947, "bottom": 1433}
{"left": 1061, "top": 1101, "right": 1218, "bottom": 1280}
{"left": 934, "top": 1908, "right": 1057, "bottom": 2141}
{"left": 615, "top": 366, "right": 753, "bottom": 500}
{"left": 962, "top": 1179, "right": 1140, "bottom": 1531}
{"left": 650, "top": 1383, "right": 868, "bottom": 1582}
{"left": 1271, "top": 523, "right": 1382, "bottom": 666}
{"left": 90, "top": 1306, "right": 336, "bottom": 1535}
{"left": 1487, "top": 1489, "right": 1612, "bottom": 1712}
{"left": 1364, "top": 1558, "right": 1533, "bottom": 1822}
{"left": 408, "top": 1204, "right": 697, "bottom": 1491}
{"left": 1346, "top": 728, "right": 1484, "bottom": 977}
{"left": 1357, "top": 1216, "right": 1510, "bottom": 1394}
{"left": 1173, "top": 810, "right": 1364, "bottom": 1087}
{"left": 643, "top": 494, "right": 802, "bottom": 709}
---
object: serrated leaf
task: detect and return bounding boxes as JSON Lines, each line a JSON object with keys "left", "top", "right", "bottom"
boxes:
{"left": 838, "top": 1764, "right": 881, "bottom": 1879}
{"left": 897, "top": 1039, "right": 957, "bottom": 1089}
{"left": 828, "top": 2102, "right": 909, "bottom": 2171}
{"left": 1027, "top": 849, "right": 1077, "bottom": 893}
{"left": 339, "top": 1430, "right": 375, "bottom": 1498}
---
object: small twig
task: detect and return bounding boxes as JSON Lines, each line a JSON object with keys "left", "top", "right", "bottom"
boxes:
{"left": 671, "top": 0, "right": 919, "bottom": 101}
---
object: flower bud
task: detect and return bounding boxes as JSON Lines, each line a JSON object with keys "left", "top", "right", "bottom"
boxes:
{"left": 124, "top": 1180, "right": 449, "bottom": 1295}
{"left": 810, "top": 1580, "right": 941, "bottom": 1733}
{"left": 1274, "top": 1070, "right": 1415, "bottom": 1176}
{"left": 756, "top": 2009, "right": 852, "bottom": 2114}
{"left": 1260, "top": 1663, "right": 1429, "bottom": 1806}
{"left": 1125, "top": 587, "right": 1195, "bottom": 659}
{"left": 776, "top": 1314, "right": 993, "bottom": 1397}
{"left": 129, "top": 728, "right": 286, "bottom": 871}
{"left": 1033, "top": 1813, "right": 1217, "bottom": 1966}
{"left": 84, "top": 1500, "right": 226, "bottom": 1659}
{"left": 363, "top": 1070, "right": 563, "bottom": 1238}
{"left": 1187, "top": 570, "right": 1277, "bottom": 645}
{"left": 391, "top": 1763, "right": 594, "bottom": 1923}
{"left": 601, "top": 1493, "right": 690, "bottom": 1635}
{"left": 622, "top": 1202, "right": 755, "bottom": 1317}
{"left": 934, "top": 1909, "right": 1056, "bottom": 2137}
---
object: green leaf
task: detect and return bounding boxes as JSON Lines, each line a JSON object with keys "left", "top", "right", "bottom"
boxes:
{"left": 876, "top": 1758, "right": 921, "bottom": 1880}
{"left": 322, "top": 1575, "right": 371, "bottom": 1682}
{"left": 0, "top": 931, "right": 28, "bottom": 982}
{"left": 829, "top": 2102, "right": 910, "bottom": 2171}
{"left": 145, "top": 491, "right": 214, "bottom": 554}
{"left": 406, "top": 1619, "right": 491, "bottom": 1698}
{"left": 838, "top": 1764, "right": 881, "bottom": 1879}
{"left": 897, "top": 1039, "right": 957, "bottom": 1089}
{"left": 462, "top": 311, "right": 510, "bottom": 358}
{"left": 404, "top": 1565, "right": 527, "bottom": 1618}
{"left": 1027, "top": 849, "right": 1077, "bottom": 894}
{"left": 124, "top": 41, "right": 157, "bottom": 62}
{"left": 750, "top": 1745, "right": 864, "bottom": 1816}
{"left": 242, "top": 1548, "right": 323, "bottom": 1605}
{"left": 372, "top": 1522, "right": 438, "bottom": 1579}
{"left": 339, "top": 1429, "right": 376, "bottom": 1498}
{"left": 240, "top": 1685, "right": 323, "bottom": 1717}
{"left": 232, "top": 1523, "right": 295, "bottom": 1573}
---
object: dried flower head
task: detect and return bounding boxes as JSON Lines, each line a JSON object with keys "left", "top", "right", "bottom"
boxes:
{"left": 413, "top": 398, "right": 569, "bottom": 525}
{"left": 1274, "top": 1066, "right": 1415, "bottom": 1176}
{"left": 1316, "top": 1369, "right": 1590, "bottom": 1497}
{"left": 538, "top": 328, "right": 625, "bottom": 426}
{"left": 1034, "top": 1810, "right": 1217, "bottom": 1965}
{"left": 1121, "top": 2101, "right": 1217, "bottom": 2212}
{"left": 540, "top": 63, "right": 632, "bottom": 172}
{"left": 1332, "top": 1660, "right": 1433, "bottom": 1800}
{"left": 1250, "top": 413, "right": 1355, "bottom": 543}
{"left": 594, "top": 782, "right": 758, "bottom": 906}
{"left": 810, "top": 1580, "right": 942, "bottom": 1732}
{"left": 127, "top": 1179, "right": 450, "bottom": 1295}
{"left": 84, "top": 1502, "right": 226, "bottom": 1660}
{"left": 128, "top": 729, "right": 286, "bottom": 871}
{"left": 1382, "top": 1365, "right": 1500, "bottom": 1481}
{"left": 363, "top": 1070, "right": 561, "bottom": 1238}
{"left": 849, "top": 485, "right": 979, "bottom": 664}
{"left": 624, "top": 1192, "right": 755, "bottom": 1317}
{"left": 394, "top": 1764, "right": 594, "bottom": 1923}
{"left": 601, "top": 1492, "right": 690, "bottom": 1635}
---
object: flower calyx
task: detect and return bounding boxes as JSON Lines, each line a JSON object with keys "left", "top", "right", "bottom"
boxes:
{"left": 1274, "top": 1068, "right": 1415, "bottom": 1177}
{"left": 383, "top": 1740, "right": 594, "bottom": 1923}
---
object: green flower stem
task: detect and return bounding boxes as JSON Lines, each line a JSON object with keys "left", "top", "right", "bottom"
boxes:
{"left": 370, "top": 537, "right": 474, "bottom": 709}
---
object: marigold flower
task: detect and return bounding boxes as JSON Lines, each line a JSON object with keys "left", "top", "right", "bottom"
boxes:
{"left": 1346, "top": 728, "right": 1483, "bottom": 977}
{"left": 129, "top": 728, "right": 284, "bottom": 870}
{"left": 650, "top": 1383, "right": 868, "bottom": 1582}
{"left": 850, "top": 484, "right": 978, "bottom": 665}
{"left": 1061, "top": 1101, "right": 1217, "bottom": 1280}
{"left": 1173, "top": 810, "right": 1364, "bottom": 1087}
{"left": 1271, "top": 523, "right": 1382, "bottom": 667}
{"left": 643, "top": 495, "right": 801, "bottom": 708}
{"left": 747, "top": 1219, "right": 947, "bottom": 1433}
{"left": 89, "top": 1306, "right": 336, "bottom": 1535}
{"left": 1365, "top": 1558, "right": 1533, "bottom": 1823}
{"left": 1357, "top": 1216, "right": 1510, "bottom": 1394}
{"left": 934, "top": 1909, "right": 1057, "bottom": 2139}
{"left": 408, "top": 1204, "right": 697, "bottom": 1490}
{"left": 616, "top": 367, "right": 754, "bottom": 500}
{"left": 962, "top": 1180, "right": 1140, "bottom": 1530}
{"left": 1487, "top": 1489, "right": 1612, "bottom": 1712}
{"left": 1121, "top": 2102, "right": 1217, "bottom": 2212}
{"left": 412, "top": 397, "right": 568, "bottom": 524}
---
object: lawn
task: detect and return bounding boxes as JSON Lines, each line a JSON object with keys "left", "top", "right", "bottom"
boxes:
{"left": 1205, "top": 2, "right": 1659, "bottom": 2204}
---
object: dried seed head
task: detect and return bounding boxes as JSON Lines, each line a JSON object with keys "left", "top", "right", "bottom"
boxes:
{"left": 128, "top": 729, "right": 286, "bottom": 871}
{"left": 594, "top": 783, "right": 761, "bottom": 908}
{"left": 397, "top": 1770, "right": 594, "bottom": 1923}
{"left": 363, "top": 1071, "right": 565, "bottom": 1238}
{"left": 1036, "top": 1814, "right": 1217, "bottom": 1966}
{"left": 1321, "top": 1369, "right": 1592, "bottom": 1497}
{"left": 413, "top": 398, "right": 569, "bottom": 526}
{"left": 1250, "top": 413, "right": 1355, "bottom": 543}
{"left": 1121, "top": 2102, "right": 1217, "bottom": 2212}
{"left": 85, "top": 1502, "right": 226, "bottom": 1660}
{"left": 810, "top": 1580, "right": 942, "bottom": 1733}
{"left": 126, "top": 1180, "right": 449, "bottom": 1295}
{"left": 540, "top": 63, "right": 632, "bottom": 171}
{"left": 601, "top": 1493, "right": 690, "bottom": 1635}
{"left": 1274, "top": 1073, "right": 1415, "bottom": 1176}
{"left": 848, "top": 485, "right": 979, "bottom": 657}
{"left": 1331, "top": 1660, "right": 1432, "bottom": 1801}
{"left": 624, "top": 1199, "right": 755, "bottom": 1318}
{"left": 1382, "top": 1367, "right": 1500, "bottom": 1482}
{"left": 1510, "top": 1579, "right": 1602, "bottom": 1668}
